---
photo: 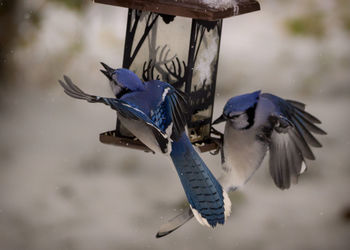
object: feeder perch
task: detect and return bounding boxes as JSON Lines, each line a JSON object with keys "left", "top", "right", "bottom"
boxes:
{"left": 96, "top": 0, "right": 260, "bottom": 152}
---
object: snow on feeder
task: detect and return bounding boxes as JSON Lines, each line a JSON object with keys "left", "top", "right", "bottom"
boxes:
{"left": 96, "top": 0, "right": 260, "bottom": 152}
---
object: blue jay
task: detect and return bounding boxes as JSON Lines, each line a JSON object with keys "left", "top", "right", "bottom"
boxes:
{"left": 59, "top": 64, "right": 231, "bottom": 229}
{"left": 156, "top": 90, "right": 326, "bottom": 237}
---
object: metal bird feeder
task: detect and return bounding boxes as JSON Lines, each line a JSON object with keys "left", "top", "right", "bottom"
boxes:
{"left": 96, "top": 0, "right": 260, "bottom": 152}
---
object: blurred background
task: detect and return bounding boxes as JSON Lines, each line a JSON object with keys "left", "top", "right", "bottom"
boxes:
{"left": 0, "top": 0, "right": 349, "bottom": 249}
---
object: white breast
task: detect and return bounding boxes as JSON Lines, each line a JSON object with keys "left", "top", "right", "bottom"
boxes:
{"left": 220, "top": 98, "right": 276, "bottom": 191}
{"left": 219, "top": 123, "right": 268, "bottom": 191}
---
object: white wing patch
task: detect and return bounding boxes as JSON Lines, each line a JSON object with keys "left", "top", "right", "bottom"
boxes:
{"left": 300, "top": 162, "right": 307, "bottom": 174}
{"left": 162, "top": 87, "right": 171, "bottom": 102}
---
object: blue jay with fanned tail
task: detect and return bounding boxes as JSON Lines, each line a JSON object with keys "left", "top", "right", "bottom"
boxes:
{"left": 156, "top": 90, "right": 326, "bottom": 237}
{"left": 59, "top": 64, "right": 231, "bottom": 229}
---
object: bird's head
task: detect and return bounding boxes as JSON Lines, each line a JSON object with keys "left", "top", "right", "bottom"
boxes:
{"left": 100, "top": 62, "right": 144, "bottom": 98}
{"left": 213, "top": 90, "right": 261, "bottom": 130}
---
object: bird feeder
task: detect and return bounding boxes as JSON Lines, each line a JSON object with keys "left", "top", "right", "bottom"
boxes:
{"left": 96, "top": 0, "right": 260, "bottom": 152}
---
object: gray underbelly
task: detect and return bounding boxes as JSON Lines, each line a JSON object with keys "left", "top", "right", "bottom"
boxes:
{"left": 119, "top": 116, "right": 163, "bottom": 154}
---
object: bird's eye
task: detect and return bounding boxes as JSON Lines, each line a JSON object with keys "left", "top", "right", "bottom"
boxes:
{"left": 228, "top": 112, "right": 244, "bottom": 119}
{"left": 228, "top": 114, "right": 239, "bottom": 119}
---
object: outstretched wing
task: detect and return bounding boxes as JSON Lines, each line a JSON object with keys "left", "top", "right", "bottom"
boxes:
{"left": 261, "top": 93, "right": 326, "bottom": 189}
{"left": 59, "top": 76, "right": 169, "bottom": 152}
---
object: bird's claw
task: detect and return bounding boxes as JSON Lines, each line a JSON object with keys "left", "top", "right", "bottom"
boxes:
{"left": 209, "top": 127, "right": 223, "bottom": 155}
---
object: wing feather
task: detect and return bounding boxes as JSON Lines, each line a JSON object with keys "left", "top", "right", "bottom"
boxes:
{"left": 294, "top": 112, "right": 326, "bottom": 135}
{"left": 291, "top": 116, "right": 322, "bottom": 147}
{"left": 169, "top": 94, "right": 187, "bottom": 138}
{"left": 164, "top": 88, "right": 189, "bottom": 141}
{"left": 286, "top": 99, "right": 305, "bottom": 110}
{"left": 294, "top": 107, "right": 322, "bottom": 124}
{"left": 262, "top": 93, "right": 325, "bottom": 189}
{"left": 59, "top": 76, "right": 169, "bottom": 153}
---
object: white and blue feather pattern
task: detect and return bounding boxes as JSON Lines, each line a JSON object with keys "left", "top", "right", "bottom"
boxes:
{"left": 171, "top": 133, "right": 231, "bottom": 227}
{"left": 58, "top": 69, "right": 231, "bottom": 231}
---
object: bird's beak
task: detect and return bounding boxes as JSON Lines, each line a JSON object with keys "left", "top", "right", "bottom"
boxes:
{"left": 212, "top": 114, "right": 227, "bottom": 125}
{"left": 100, "top": 62, "right": 115, "bottom": 80}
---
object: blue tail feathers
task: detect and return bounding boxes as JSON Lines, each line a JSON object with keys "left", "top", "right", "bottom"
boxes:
{"left": 170, "top": 133, "right": 230, "bottom": 227}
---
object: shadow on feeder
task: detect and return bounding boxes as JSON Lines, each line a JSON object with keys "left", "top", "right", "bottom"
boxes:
{"left": 96, "top": 0, "right": 261, "bottom": 153}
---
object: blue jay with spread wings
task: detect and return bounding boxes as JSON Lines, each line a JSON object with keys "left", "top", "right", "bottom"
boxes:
{"left": 156, "top": 90, "right": 326, "bottom": 237}
{"left": 59, "top": 64, "right": 231, "bottom": 229}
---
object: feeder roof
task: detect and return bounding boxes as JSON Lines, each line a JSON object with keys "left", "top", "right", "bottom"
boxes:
{"left": 94, "top": 0, "right": 260, "bottom": 21}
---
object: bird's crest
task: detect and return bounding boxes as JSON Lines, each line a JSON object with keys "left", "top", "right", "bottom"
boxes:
{"left": 223, "top": 90, "right": 261, "bottom": 118}
{"left": 100, "top": 63, "right": 145, "bottom": 97}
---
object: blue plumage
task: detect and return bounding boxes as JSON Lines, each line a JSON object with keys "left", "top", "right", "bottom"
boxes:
{"left": 151, "top": 100, "right": 172, "bottom": 132}
{"left": 170, "top": 133, "right": 226, "bottom": 226}
{"left": 114, "top": 68, "right": 143, "bottom": 90}
{"left": 223, "top": 90, "right": 260, "bottom": 117}
{"left": 59, "top": 65, "right": 231, "bottom": 230}
{"left": 157, "top": 90, "right": 326, "bottom": 237}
